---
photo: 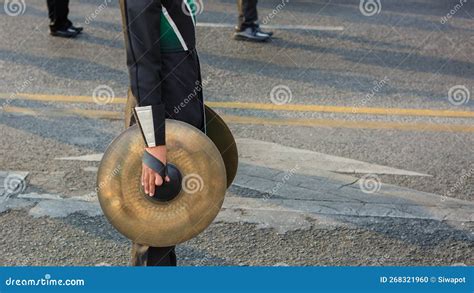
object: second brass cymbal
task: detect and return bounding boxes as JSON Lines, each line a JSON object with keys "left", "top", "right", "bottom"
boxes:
{"left": 204, "top": 106, "right": 238, "bottom": 187}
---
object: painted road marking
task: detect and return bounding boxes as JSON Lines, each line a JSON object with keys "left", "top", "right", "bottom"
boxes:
{"left": 237, "top": 138, "right": 430, "bottom": 176}
{"left": 3, "top": 106, "right": 474, "bottom": 133}
{"left": 0, "top": 93, "right": 126, "bottom": 104}
{"left": 223, "top": 115, "right": 474, "bottom": 133}
{"left": 1, "top": 92, "right": 473, "bottom": 118}
{"left": 56, "top": 154, "right": 104, "bottom": 161}
{"left": 208, "top": 101, "right": 474, "bottom": 118}
{"left": 198, "top": 22, "right": 345, "bottom": 31}
{"left": 3, "top": 105, "right": 122, "bottom": 120}
{"left": 3, "top": 188, "right": 472, "bottom": 232}
{"left": 54, "top": 137, "right": 429, "bottom": 176}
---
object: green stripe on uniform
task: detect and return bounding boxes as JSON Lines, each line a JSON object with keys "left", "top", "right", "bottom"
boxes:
{"left": 159, "top": 1, "right": 198, "bottom": 53}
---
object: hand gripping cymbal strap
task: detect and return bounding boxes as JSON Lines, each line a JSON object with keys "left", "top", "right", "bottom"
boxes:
{"left": 142, "top": 151, "right": 182, "bottom": 202}
{"left": 142, "top": 150, "right": 166, "bottom": 179}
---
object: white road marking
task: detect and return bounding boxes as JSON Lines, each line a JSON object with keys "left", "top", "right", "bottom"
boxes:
{"left": 56, "top": 154, "right": 103, "bottom": 162}
{"left": 1, "top": 189, "right": 472, "bottom": 233}
{"left": 237, "top": 138, "right": 430, "bottom": 176}
{"left": 83, "top": 166, "right": 99, "bottom": 172}
{"left": 54, "top": 139, "right": 429, "bottom": 176}
{"left": 218, "top": 196, "right": 474, "bottom": 233}
{"left": 18, "top": 192, "right": 62, "bottom": 200}
{"left": 197, "top": 22, "right": 344, "bottom": 31}
{"left": 0, "top": 171, "right": 29, "bottom": 178}
{"left": 95, "top": 262, "right": 112, "bottom": 267}
{"left": 273, "top": 262, "right": 290, "bottom": 267}
{"left": 29, "top": 199, "right": 102, "bottom": 218}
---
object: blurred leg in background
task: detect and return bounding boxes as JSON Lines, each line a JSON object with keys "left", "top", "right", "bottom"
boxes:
{"left": 47, "top": 0, "right": 83, "bottom": 38}
{"left": 234, "top": 0, "right": 272, "bottom": 42}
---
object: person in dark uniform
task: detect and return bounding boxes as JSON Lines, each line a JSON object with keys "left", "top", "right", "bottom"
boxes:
{"left": 120, "top": 0, "right": 206, "bottom": 266}
{"left": 234, "top": 0, "right": 273, "bottom": 42}
{"left": 47, "top": 0, "right": 83, "bottom": 38}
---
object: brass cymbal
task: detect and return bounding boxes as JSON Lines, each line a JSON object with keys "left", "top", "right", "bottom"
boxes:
{"left": 204, "top": 106, "right": 238, "bottom": 188}
{"left": 124, "top": 90, "right": 238, "bottom": 187}
{"left": 97, "top": 120, "right": 227, "bottom": 247}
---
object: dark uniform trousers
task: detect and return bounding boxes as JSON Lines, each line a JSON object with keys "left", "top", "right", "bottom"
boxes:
{"left": 237, "top": 0, "right": 259, "bottom": 30}
{"left": 120, "top": 0, "right": 205, "bottom": 266}
{"left": 46, "top": 0, "right": 72, "bottom": 30}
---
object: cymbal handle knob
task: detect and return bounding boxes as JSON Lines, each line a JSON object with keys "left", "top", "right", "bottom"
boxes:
{"left": 142, "top": 151, "right": 182, "bottom": 202}
{"left": 150, "top": 163, "right": 182, "bottom": 202}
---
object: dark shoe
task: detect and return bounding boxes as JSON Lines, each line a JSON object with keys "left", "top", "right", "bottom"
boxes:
{"left": 256, "top": 26, "right": 273, "bottom": 37}
{"left": 63, "top": 19, "right": 83, "bottom": 33}
{"left": 50, "top": 27, "right": 79, "bottom": 38}
{"left": 70, "top": 25, "right": 83, "bottom": 33}
{"left": 233, "top": 27, "right": 270, "bottom": 42}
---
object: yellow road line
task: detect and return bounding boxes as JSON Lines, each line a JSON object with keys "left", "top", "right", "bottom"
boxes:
{"left": 1, "top": 92, "right": 473, "bottom": 118}
{"left": 222, "top": 115, "right": 474, "bottom": 133}
{"left": 0, "top": 93, "right": 127, "bottom": 104}
{"left": 3, "top": 106, "right": 473, "bottom": 133}
{"left": 209, "top": 101, "right": 474, "bottom": 118}
{"left": 3, "top": 106, "right": 123, "bottom": 120}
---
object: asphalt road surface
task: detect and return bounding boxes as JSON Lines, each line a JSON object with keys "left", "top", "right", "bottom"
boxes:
{"left": 0, "top": 0, "right": 472, "bottom": 266}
